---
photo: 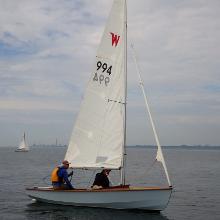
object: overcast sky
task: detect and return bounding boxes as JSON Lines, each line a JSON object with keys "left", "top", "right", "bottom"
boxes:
{"left": 1, "top": 0, "right": 220, "bottom": 147}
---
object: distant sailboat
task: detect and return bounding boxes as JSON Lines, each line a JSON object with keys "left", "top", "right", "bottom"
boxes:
{"left": 26, "top": 0, "right": 172, "bottom": 210}
{"left": 15, "top": 132, "right": 29, "bottom": 152}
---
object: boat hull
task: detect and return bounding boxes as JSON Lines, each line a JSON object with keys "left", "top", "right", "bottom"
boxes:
{"left": 15, "top": 150, "right": 29, "bottom": 152}
{"left": 26, "top": 186, "right": 172, "bottom": 211}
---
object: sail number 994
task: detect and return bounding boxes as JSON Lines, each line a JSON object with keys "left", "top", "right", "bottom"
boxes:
{"left": 93, "top": 61, "right": 112, "bottom": 87}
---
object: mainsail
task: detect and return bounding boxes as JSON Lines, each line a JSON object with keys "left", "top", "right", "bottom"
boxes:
{"left": 65, "top": 0, "right": 127, "bottom": 170}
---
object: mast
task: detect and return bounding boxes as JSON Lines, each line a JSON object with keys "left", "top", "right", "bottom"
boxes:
{"left": 120, "top": 0, "right": 127, "bottom": 185}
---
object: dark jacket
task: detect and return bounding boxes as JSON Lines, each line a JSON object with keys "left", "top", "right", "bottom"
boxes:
{"left": 92, "top": 172, "right": 110, "bottom": 187}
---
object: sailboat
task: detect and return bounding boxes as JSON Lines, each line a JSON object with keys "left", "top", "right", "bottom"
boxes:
{"left": 26, "top": 0, "right": 172, "bottom": 211}
{"left": 15, "top": 132, "right": 29, "bottom": 152}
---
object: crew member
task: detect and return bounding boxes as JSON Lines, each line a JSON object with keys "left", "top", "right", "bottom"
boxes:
{"left": 92, "top": 169, "right": 111, "bottom": 189}
{"left": 52, "top": 160, "right": 74, "bottom": 190}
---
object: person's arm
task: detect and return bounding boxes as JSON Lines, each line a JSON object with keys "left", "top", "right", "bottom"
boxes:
{"left": 93, "top": 173, "right": 103, "bottom": 186}
{"left": 62, "top": 169, "right": 74, "bottom": 190}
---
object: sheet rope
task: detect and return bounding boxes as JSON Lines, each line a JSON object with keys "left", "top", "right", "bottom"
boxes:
{"left": 27, "top": 173, "right": 51, "bottom": 188}
{"left": 127, "top": 159, "right": 157, "bottom": 185}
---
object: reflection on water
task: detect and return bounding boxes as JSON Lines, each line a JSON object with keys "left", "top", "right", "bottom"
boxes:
{"left": 26, "top": 200, "right": 169, "bottom": 220}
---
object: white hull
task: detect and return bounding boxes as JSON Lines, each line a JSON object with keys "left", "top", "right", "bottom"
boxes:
{"left": 15, "top": 149, "right": 29, "bottom": 152}
{"left": 26, "top": 186, "right": 172, "bottom": 211}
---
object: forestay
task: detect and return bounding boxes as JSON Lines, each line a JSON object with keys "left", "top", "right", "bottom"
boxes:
{"left": 65, "top": 0, "right": 127, "bottom": 170}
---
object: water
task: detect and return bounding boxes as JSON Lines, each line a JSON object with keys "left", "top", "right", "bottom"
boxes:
{"left": 0, "top": 147, "right": 219, "bottom": 220}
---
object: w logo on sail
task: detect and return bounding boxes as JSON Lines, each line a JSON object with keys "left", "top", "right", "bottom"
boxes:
{"left": 110, "top": 32, "right": 120, "bottom": 47}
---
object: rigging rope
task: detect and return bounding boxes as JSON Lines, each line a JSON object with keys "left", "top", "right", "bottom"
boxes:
{"left": 127, "top": 159, "right": 157, "bottom": 185}
{"left": 107, "top": 175, "right": 114, "bottom": 186}
{"left": 69, "top": 168, "right": 73, "bottom": 183}
{"left": 87, "top": 170, "right": 96, "bottom": 189}
{"left": 27, "top": 173, "right": 51, "bottom": 188}
{"left": 27, "top": 169, "right": 74, "bottom": 188}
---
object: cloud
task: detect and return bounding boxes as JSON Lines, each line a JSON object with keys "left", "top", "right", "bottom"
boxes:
{"left": 0, "top": 0, "right": 220, "bottom": 146}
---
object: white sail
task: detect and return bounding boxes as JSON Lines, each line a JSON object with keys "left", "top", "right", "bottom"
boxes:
{"left": 65, "top": 0, "right": 127, "bottom": 169}
{"left": 25, "top": 141, "right": 29, "bottom": 151}
{"left": 17, "top": 132, "right": 29, "bottom": 151}
{"left": 131, "top": 41, "right": 171, "bottom": 187}
{"left": 18, "top": 134, "right": 25, "bottom": 150}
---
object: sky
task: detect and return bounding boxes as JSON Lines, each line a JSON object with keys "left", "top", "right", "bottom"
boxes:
{"left": 0, "top": 0, "right": 220, "bottom": 147}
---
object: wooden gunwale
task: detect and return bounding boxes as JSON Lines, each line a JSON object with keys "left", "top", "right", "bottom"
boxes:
{"left": 26, "top": 187, "right": 173, "bottom": 192}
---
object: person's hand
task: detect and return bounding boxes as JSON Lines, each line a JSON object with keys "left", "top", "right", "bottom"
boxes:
{"left": 69, "top": 171, "right": 73, "bottom": 176}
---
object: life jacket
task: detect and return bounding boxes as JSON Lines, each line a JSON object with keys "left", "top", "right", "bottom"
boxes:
{"left": 51, "top": 167, "right": 65, "bottom": 183}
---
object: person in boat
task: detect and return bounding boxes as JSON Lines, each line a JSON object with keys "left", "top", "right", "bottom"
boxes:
{"left": 92, "top": 169, "right": 111, "bottom": 189}
{"left": 52, "top": 160, "right": 74, "bottom": 190}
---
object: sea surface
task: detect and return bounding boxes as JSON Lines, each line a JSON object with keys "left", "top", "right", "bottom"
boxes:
{"left": 0, "top": 147, "right": 219, "bottom": 220}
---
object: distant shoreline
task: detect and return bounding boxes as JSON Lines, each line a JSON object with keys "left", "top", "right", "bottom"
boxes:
{"left": 2, "top": 145, "right": 220, "bottom": 150}
{"left": 126, "top": 145, "right": 220, "bottom": 150}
